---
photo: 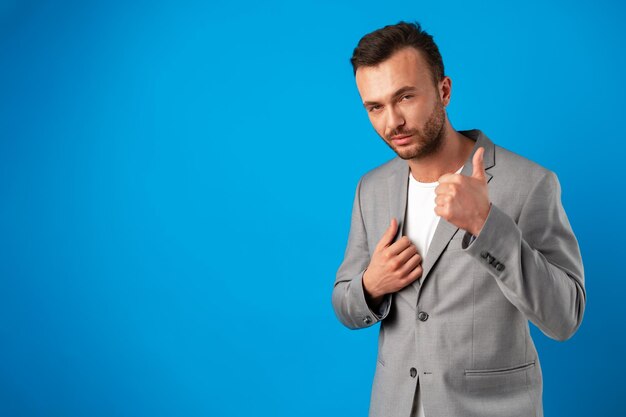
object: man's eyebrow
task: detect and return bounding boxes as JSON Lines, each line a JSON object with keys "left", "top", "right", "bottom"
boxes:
{"left": 363, "top": 86, "right": 418, "bottom": 107}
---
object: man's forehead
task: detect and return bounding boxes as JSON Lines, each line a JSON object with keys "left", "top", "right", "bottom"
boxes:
{"left": 355, "top": 48, "right": 432, "bottom": 100}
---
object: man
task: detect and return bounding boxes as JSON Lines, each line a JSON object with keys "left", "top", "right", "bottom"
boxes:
{"left": 331, "top": 21, "right": 585, "bottom": 417}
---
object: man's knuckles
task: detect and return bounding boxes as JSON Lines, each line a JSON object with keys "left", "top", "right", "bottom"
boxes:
{"left": 388, "top": 258, "right": 402, "bottom": 271}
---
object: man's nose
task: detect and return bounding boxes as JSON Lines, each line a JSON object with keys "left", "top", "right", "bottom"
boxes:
{"left": 386, "top": 106, "right": 405, "bottom": 131}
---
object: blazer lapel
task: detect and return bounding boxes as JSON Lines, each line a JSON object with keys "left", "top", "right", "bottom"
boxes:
{"left": 386, "top": 162, "right": 419, "bottom": 308}
{"left": 387, "top": 161, "right": 410, "bottom": 239}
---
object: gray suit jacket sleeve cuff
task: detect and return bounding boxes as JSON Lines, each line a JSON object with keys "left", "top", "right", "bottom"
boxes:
{"left": 461, "top": 203, "right": 510, "bottom": 266}
{"left": 464, "top": 233, "right": 477, "bottom": 247}
{"left": 347, "top": 271, "right": 392, "bottom": 327}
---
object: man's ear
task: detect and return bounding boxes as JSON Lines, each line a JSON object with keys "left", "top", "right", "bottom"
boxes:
{"left": 439, "top": 76, "right": 452, "bottom": 106}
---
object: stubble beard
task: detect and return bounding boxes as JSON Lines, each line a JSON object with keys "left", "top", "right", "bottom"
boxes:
{"left": 382, "top": 99, "right": 446, "bottom": 160}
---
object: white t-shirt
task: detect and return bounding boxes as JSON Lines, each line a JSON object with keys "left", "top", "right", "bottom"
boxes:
{"left": 405, "top": 164, "right": 464, "bottom": 417}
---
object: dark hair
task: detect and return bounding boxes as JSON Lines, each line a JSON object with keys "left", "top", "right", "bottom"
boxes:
{"left": 350, "top": 21, "right": 445, "bottom": 85}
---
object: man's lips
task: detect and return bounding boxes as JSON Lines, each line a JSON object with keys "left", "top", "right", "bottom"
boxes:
{"left": 390, "top": 134, "right": 413, "bottom": 145}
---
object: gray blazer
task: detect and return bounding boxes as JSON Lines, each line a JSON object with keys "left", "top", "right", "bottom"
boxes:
{"left": 331, "top": 129, "right": 585, "bottom": 417}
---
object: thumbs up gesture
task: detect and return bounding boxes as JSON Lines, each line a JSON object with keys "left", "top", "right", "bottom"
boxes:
{"left": 434, "top": 147, "right": 492, "bottom": 237}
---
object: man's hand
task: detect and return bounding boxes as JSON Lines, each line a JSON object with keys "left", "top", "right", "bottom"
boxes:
{"left": 363, "top": 218, "right": 423, "bottom": 305}
{"left": 434, "top": 147, "right": 491, "bottom": 237}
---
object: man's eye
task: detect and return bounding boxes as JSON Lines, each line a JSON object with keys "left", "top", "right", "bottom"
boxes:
{"left": 401, "top": 95, "right": 413, "bottom": 101}
{"left": 368, "top": 105, "right": 382, "bottom": 112}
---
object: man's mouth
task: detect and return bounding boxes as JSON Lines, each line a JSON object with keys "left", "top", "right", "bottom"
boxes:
{"left": 390, "top": 134, "right": 413, "bottom": 145}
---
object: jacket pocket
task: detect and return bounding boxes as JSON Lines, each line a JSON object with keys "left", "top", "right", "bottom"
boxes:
{"left": 465, "top": 360, "right": 535, "bottom": 376}
{"left": 464, "top": 360, "right": 536, "bottom": 394}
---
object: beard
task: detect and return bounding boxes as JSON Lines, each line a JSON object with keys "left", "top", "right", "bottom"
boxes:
{"left": 381, "top": 98, "right": 446, "bottom": 160}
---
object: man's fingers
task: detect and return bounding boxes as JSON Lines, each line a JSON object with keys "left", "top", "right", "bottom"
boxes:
{"left": 435, "top": 182, "right": 457, "bottom": 196}
{"left": 404, "top": 262, "right": 423, "bottom": 284}
{"left": 396, "top": 243, "right": 420, "bottom": 265}
{"left": 399, "top": 252, "right": 422, "bottom": 277}
{"left": 471, "top": 147, "right": 486, "bottom": 181}
{"left": 376, "top": 217, "right": 398, "bottom": 250}
{"left": 386, "top": 235, "right": 412, "bottom": 256}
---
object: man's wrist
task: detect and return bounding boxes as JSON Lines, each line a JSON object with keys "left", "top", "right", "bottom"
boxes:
{"left": 473, "top": 202, "right": 492, "bottom": 236}
{"left": 362, "top": 270, "right": 384, "bottom": 308}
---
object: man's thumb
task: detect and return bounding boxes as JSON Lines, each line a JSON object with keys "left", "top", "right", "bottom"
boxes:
{"left": 472, "top": 147, "right": 486, "bottom": 181}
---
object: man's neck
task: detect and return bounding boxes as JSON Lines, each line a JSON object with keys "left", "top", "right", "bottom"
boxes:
{"left": 407, "top": 125, "right": 475, "bottom": 183}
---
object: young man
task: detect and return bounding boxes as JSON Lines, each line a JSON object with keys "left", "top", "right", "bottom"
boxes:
{"left": 331, "top": 21, "right": 585, "bottom": 417}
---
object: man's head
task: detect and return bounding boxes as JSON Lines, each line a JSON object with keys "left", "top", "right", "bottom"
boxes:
{"left": 351, "top": 21, "right": 452, "bottom": 160}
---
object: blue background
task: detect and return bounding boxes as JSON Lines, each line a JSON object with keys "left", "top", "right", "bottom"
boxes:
{"left": 1, "top": 0, "right": 624, "bottom": 415}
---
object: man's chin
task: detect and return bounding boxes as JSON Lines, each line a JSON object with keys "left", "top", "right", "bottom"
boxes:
{"left": 383, "top": 139, "right": 423, "bottom": 159}
{"left": 393, "top": 146, "right": 420, "bottom": 160}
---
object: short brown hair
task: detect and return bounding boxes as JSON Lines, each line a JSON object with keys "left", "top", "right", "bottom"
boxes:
{"left": 350, "top": 21, "right": 445, "bottom": 85}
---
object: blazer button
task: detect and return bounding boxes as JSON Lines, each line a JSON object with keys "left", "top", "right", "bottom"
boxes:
{"left": 417, "top": 311, "right": 429, "bottom": 322}
{"left": 496, "top": 263, "right": 505, "bottom": 271}
{"left": 480, "top": 251, "right": 489, "bottom": 259}
{"left": 410, "top": 367, "right": 417, "bottom": 378}
{"left": 363, "top": 316, "right": 372, "bottom": 324}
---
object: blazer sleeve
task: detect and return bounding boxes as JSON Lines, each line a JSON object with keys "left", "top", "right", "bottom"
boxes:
{"left": 462, "top": 170, "right": 586, "bottom": 341}
{"left": 332, "top": 177, "right": 392, "bottom": 330}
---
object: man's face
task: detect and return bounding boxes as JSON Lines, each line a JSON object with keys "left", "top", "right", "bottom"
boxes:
{"left": 355, "top": 47, "right": 448, "bottom": 160}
